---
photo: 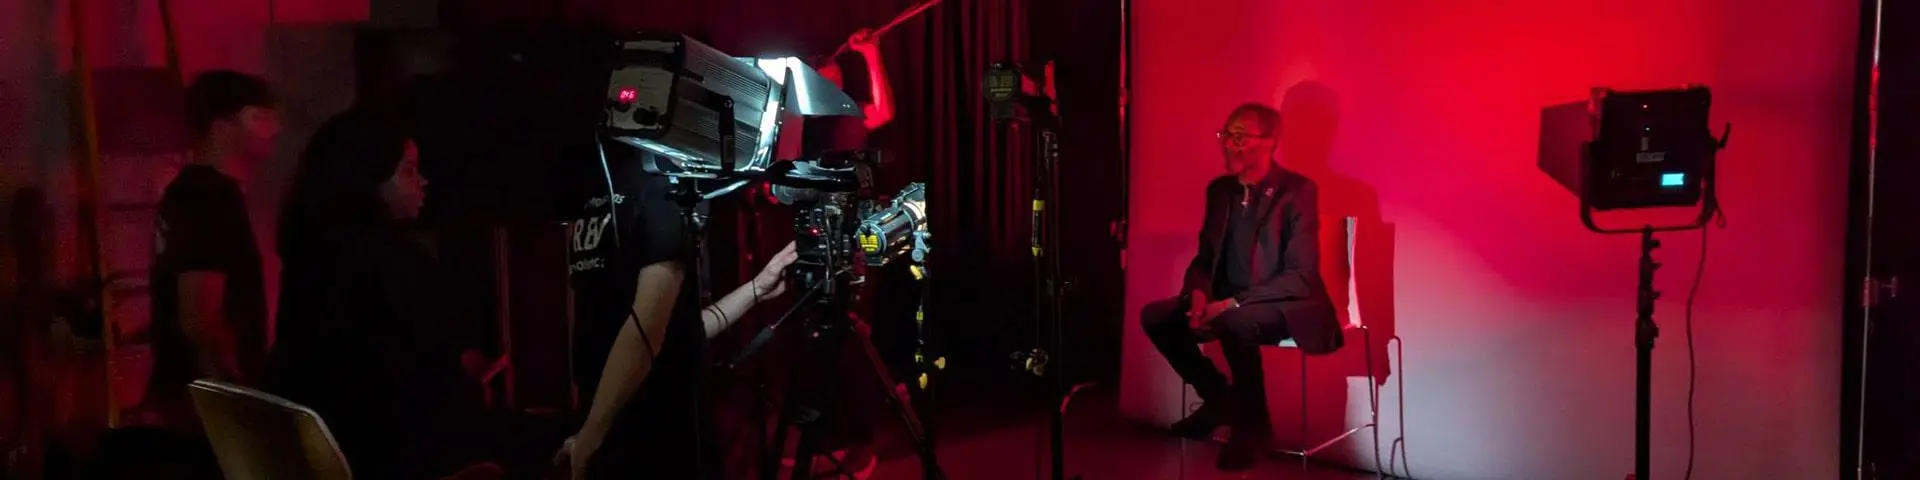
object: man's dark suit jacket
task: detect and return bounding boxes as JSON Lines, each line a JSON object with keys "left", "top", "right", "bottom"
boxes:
{"left": 1183, "top": 165, "right": 1344, "bottom": 355}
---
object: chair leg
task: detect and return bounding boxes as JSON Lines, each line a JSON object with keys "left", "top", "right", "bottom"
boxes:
{"left": 1279, "top": 328, "right": 1389, "bottom": 477}
{"left": 1299, "top": 356, "right": 1309, "bottom": 470}
{"left": 1392, "top": 337, "right": 1409, "bottom": 478}
{"left": 1365, "top": 327, "right": 1382, "bottom": 478}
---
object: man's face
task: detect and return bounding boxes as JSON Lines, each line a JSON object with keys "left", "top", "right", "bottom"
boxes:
{"left": 237, "top": 106, "right": 283, "bottom": 159}
{"left": 1218, "top": 112, "right": 1275, "bottom": 175}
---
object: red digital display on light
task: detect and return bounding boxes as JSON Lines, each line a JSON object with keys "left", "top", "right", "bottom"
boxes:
{"left": 617, "top": 87, "right": 638, "bottom": 104}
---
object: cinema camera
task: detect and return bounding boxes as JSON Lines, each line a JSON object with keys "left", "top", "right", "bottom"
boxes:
{"left": 769, "top": 156, "right": 930, "bottom": 293}
{"left": 596, "top": 32, "right": 929, "bottom": 272}
{"left": 599, "top": 32, "right": 855, "bottom": 180}
{"left": 596, "top": 32, "right": 944, "bottom": 480}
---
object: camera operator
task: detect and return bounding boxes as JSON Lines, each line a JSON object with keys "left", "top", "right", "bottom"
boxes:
{"left": 557, "top": 143, "right": 800, "bottom": 479}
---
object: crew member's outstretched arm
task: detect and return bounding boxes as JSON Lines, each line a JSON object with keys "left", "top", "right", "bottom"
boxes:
{"left": 701, "top": 242, "right": 800, "bottom": 339}
{"left": 848, "top": 29, "right": 895, "bottom": 130}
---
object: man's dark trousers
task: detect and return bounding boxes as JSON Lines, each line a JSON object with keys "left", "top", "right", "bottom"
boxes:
{"left": 1140, "top": 297, "right": 1288, "bottom": 431}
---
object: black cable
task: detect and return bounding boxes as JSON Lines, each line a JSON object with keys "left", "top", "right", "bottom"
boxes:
{"left": 1683, "top": 206, "right": 1722, "bottom": 480}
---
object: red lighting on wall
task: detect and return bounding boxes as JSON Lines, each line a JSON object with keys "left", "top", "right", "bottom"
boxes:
{"left": 1126, "top": 1, "right": 1855, "bottom": 478}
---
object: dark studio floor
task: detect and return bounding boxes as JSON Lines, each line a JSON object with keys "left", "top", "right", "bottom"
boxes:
{"left": 26, "top": 373, "right": 1383, "bottom": 480}
{"left": 853, "top": 381, "right": 1381, "bottom": 480}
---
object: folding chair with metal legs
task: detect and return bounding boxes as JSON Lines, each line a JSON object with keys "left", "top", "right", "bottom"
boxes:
{"left": 1175, "top": 216, "right": 1389, "bottom": 476}
{"left": 1268, "top": 216, "right": 1384, "bottom": 475}
{"left": 1272, "top": 325, "right": 1381, "bottom": 476}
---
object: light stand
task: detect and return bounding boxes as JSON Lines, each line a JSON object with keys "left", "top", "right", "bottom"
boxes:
{"left": 991, "top": 66, "right": 1090, "bottom": 479}
{"left": 1578, "top": 123, "right": 1729, "bottom": 480}
{"left": 1035, "top": 128, "right": 1077, "bottom": 480}
{"left": 677, "top": 93, "right": 737, "bottom": 480}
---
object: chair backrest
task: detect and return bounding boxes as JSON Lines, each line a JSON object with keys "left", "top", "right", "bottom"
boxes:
{"left": 1279, "top": 216, "right": 1364, "bottom": 348}
{"left": 188, "top": 380, "right": 353, "bottom": 480}
{"left": 1317, "top": 216, "right": 1363, "bottom": 330}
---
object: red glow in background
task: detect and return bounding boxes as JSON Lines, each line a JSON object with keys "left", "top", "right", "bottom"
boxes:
{"left": 1126, "top": 1, "right": 1854, "bottom": 478}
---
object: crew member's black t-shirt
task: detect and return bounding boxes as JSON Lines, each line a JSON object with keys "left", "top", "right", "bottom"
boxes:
{"left": 565, "top": 148, "right": 714, "bottom": 476}
{"left": 149, "top": 164, "right": 268, "bottom": 421}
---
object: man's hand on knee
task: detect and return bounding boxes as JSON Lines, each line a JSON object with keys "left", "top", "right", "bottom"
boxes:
{"left": 1188, "top": 297, "right": 1241, "bottom": 341}
{"left": 1186, "top": 290, "right": 1209, "bottom": 319}
{"left": 1182, "top": 291, "right": 1210, "bottom": 336}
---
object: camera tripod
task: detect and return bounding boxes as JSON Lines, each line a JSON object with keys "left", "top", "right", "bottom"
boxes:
{"left": 731, "top": 263, "right": 946, "bottom": 480}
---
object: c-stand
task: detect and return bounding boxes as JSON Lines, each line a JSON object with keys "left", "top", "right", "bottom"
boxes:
{"left": 992, "top": 65, "right": 1091, "bottom": 479}
{"left": 1034, "top": 128, "right": 1081, "bottom": 480}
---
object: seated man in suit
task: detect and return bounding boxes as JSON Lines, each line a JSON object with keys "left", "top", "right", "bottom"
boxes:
{"left": 1139, "top": 102, "right": 1342, "bottom": 471}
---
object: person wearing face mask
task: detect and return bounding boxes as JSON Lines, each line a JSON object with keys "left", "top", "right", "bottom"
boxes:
{"left": 264, "top": 109, "right": 518, "bottom": 479}
{"left": 1136, "top": 102, "right": 1342, "bottom": 472}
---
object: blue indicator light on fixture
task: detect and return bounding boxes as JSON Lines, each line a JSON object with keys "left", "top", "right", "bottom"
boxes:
{"left": 1660, "top": 172, "right": 1685, "bottom": 187}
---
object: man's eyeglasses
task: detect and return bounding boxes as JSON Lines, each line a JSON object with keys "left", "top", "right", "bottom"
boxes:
{"left": 1216, "top": 131, "right": 1272, "bottom": 143}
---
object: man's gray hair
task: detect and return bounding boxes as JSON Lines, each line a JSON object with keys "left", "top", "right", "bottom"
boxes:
{"left": 1223, "top": 102, "right": 1282, "bottom": 136}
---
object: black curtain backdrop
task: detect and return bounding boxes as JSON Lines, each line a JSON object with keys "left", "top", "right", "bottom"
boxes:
{"left": 426, "top": 0, "right": 1126, "bottom": 459}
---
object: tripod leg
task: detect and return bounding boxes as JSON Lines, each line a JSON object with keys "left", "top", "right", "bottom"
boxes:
{"left": 765, "top": 363, "right": 805, "bottom": 480}
{"left": 849, "top": 315, "right": 946, "bottom": 479}
{"left": 766, "top": 318, "right": 829, "bottom": 480}
{"left": 792, "top": 323, "right": 851, "bottom": 480}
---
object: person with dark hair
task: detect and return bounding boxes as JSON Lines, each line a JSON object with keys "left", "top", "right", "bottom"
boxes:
{"left": 261, "top": 108, "right": 525, "bottom": 479}
{"left": 1138, "top": 102, "right": 1342, "bottom": 471}
{"left": 145, "top": 69, "right": 281, "bottom": 427}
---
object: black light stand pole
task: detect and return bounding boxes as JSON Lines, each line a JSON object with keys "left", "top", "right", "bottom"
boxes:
{"left": 1635, "top": 226, "right": 1660, "bottom": 480}
{"left": 914, "top": 263, "right": 941, "bottom": 480}
{"left": 989, "top": 62, "right": 1083, "bottom": 480}
{"left": 1038, "top": 129, "right": 1075, "bottom": 480}
{"left": 678, "top": 95, "right": 736, "bottom": 480}
{"left": 1034, "top": 114, "right": 1086, "bottom": 480}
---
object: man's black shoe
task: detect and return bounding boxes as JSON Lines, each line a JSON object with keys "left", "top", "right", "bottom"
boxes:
{"left": 1169, "top": 401, "right": 1232, "bottom": 440}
